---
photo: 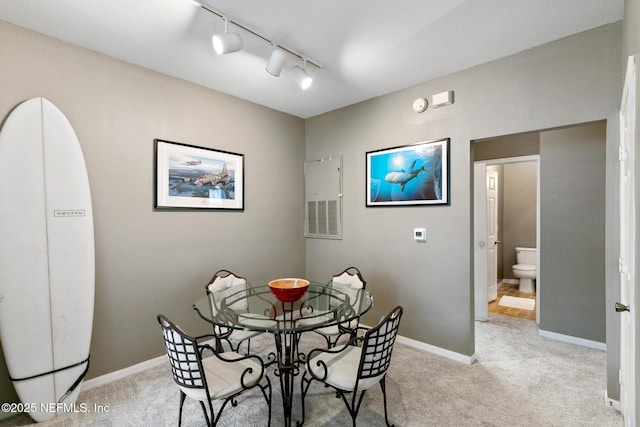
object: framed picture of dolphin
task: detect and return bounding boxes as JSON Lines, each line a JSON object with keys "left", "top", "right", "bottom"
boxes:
{"left": 366, "top": 138, "right": 449, "bottom": 206}
{"left": 154, "top": 139, "right": 244, "bottom": 210}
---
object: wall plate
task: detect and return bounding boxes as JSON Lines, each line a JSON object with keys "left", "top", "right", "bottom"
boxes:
{"left": 432, "top": 91, "right": 454, "bottom": 108}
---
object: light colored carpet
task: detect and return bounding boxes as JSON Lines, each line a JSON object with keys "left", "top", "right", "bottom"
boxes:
{"left": 498, "top": 295, "right": 535, "bottom": 310}
{"left": 0, "top": 314, "right": 623, "bottom": 426}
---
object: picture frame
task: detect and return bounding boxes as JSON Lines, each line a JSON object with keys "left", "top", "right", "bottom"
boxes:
{"left": 154, "top": 139, "right": 244, "bottom": 210}
{"left": 366, "top": 138, "right": 449, "bottom": 207}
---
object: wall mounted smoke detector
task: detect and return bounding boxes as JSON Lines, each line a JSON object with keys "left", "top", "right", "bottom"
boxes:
{"left": 412, "top": 97, "right": 428, "bottom": 113}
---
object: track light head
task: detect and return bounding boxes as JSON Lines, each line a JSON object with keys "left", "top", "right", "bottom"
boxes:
{"left": 197, "top": 9, "right": 320, "bottom": 87}
{"left": 212, "top": 18, "right": 243, "bottom": 55}
{"left": 291, "top": 65, "right": 312, "bottom": 90}
{"left": 265, "top": 46, "right": 286, "bottom": 77}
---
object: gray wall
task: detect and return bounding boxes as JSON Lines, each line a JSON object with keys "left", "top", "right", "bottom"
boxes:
{"left": 503, "top": 161, "right": 538, "bottom": 280}
{"left": 305, "top": 22, "right": 621, "bottom": 390}
{"left": 0, "top": 21, "right": 306, "bottom": 403}
{"left": 539, "top": 123, "right": 606, "bottom": 341}
{"left": 474, "top": 132, "right": 540, "bottom": 162}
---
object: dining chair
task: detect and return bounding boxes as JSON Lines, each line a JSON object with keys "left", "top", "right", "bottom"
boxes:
{"left": 204, "top": 269, "right": 265, "bottom": 354}
{"left": 312, "top": 266, "right": 367, "bottom": 347}
{"left": 299, "top": 306, "right": 403, "bottom": 427}
{"left": 157, "top": 314, "right": 272, "bottom": 427}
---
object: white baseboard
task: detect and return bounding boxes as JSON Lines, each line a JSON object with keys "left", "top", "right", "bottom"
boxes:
{"left": 79, "top": 330, "right": 603, "bottom": 392}
{"left": 395, "top": 334, "right": 476, "bottom": 365}
{"left": 0, "top": 355, "right": 167, "bottom": 421}
{"left": 604, "top": 390, "right": 622, "bottom": 412}
{"left": 502, "top": 279, "right": 519, "bottom": 285}
{"left": 356, "top": 323, "right": 475, "bottom": 365}
{"left": 81, "top": 355, "right": 166, "bottom": 392}
{"left": 538, "top": 329, "right": 606, "bottom": 351}
{"left": 79, "top": 335, "right": 475, "bottom": 395}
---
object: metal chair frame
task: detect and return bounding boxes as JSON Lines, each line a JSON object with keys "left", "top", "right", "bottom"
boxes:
{"left": 314, "top": 266, "right": 367, "bottom": 348}
{"left": 299, "top": 306, "right": 403, "bottom": 427}
{"left": 157, "top": 314, "right": 272, "bottom": 426}
{"left": 205, "top": 269, "right": 262, "bottom": 354}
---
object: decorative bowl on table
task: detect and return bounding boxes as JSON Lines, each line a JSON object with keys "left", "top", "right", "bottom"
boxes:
{"left": 268, "top": 278, "right": 310, "bottom": 302}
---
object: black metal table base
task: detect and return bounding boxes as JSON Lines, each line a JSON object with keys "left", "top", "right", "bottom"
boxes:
{"left": 267, "top": 301, "right": 308, "bottom": 427}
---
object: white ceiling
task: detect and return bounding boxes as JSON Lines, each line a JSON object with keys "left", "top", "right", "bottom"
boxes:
{"left": 0, "top": 0, "right": 624, "bottom": 118}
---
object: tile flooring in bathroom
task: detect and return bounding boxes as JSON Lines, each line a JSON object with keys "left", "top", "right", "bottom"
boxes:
{"left": 488, "top": 282, "right": 536, "bottom": 320}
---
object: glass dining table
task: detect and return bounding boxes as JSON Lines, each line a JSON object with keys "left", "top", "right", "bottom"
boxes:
{"left": 193, "top": 280, "right": 373, "bottom": 427}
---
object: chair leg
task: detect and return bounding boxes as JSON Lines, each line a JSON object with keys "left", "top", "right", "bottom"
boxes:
{"left": 329, "top": 334, "right": 340, "bottom": 348}
{"left": 347, "top": 389, "right": 367, "bottom": 427}
{"left": 298, "top": 372, "right": 313, "bottom": 426}
{"left": 199, "top": 400, "right": 211, "bottom": 426}
{"left": 259, "top": 376, "right": 272, "bottom": 427}
{"left": 321, "top": 334, "right": 332, "bottom": 348}
{"left": 178, "top": 391, "right": 186, "bottom": 427}
{"left": 380, "top": 377, "right": 395, "bottom": 427}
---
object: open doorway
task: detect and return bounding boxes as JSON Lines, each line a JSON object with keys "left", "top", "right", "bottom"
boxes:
{"left": 473, "top": 121, "right": 607, "bottom": 350}
{"left": 474, "top": 156, "right": 539, "bottom": 323}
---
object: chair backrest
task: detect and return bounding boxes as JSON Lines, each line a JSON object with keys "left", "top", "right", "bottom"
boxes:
{"left": 358, "top": 306, "right": 403, "bottom": 380}
{"left": 331, "top": 266, "right": 366, "bottom": 290}
{"left": 157, "top": 314, "right": 207, "bottom": 391}
{"left": 205, "top": 269, "right": 248, "bottom": 313}
{"left": 331, "top": 267, "right": 366, "bottom": 310}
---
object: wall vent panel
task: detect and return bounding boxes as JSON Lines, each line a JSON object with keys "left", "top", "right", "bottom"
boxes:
{"left": 305, "top": 157, "right": 342, "bottom": 239}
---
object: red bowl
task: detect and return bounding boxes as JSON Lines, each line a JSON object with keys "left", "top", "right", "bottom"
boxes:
{"left": 268, "top": 278, "right": 310, "bottom": 302}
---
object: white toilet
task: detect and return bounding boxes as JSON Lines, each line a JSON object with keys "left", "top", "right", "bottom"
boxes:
{"left": 512, "top": 247, "right": 537, "bottom": 293}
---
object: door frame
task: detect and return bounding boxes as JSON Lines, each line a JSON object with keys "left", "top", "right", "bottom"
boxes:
{"left": 473, "top": 155, "right": 540, "bottom": 323}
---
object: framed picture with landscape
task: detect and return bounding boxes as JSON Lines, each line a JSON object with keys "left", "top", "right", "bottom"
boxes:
{"left": 366, "top": 138, "right": 449, "bottom": 207}
{"left": 154, "top": 139, "right": 244, "bottom": 210}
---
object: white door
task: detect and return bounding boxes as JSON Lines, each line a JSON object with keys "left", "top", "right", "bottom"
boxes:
{"left": 474, "top": 162, "right": 489, "bottom": 321}
{"left": 619, "top": 54, "right": 636, "bottom": 427}
{"left": 487, "top": 169, "right": 499, "bottom": 301}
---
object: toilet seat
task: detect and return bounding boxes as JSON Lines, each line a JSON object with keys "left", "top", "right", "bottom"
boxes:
{"left": 513, "top": 264, "right": 536, "bottom": 272}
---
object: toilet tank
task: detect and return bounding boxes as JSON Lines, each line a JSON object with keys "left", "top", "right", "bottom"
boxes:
{"left": 515, "top": 247, "right": 536, "bottom": 265}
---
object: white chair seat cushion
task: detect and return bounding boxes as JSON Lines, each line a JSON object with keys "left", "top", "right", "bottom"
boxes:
{"left": 231, "top": 329, "right": 263, "bottom": 341}
{"left": 214, "top": 312, "right": 276, "bottom": 342}
{"left": 241, "top": 314, "right": 278, "bottom": 330}
{"left": 314, "top": 319, "right": 358, "bottom": 337}
{"left": 314, "top": 324, "right": 340, "bottom": 336}
{"left": 297, "top": 311, "right": 334, "bottom": 329}
{"left": 230, "top": 314, "right": 276, "bottom": 340}
{"left": 180, "top": 351, "right": 263, "bottom": 401}
{"left": 308, "top": 346, "right": 383, "bottom": 391}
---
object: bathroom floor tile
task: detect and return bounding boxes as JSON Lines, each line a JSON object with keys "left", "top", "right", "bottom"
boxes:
{"left": 488, "top": 283, "right": 536, "bottom": 320}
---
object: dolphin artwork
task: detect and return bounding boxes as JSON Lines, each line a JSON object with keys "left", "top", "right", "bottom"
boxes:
{"left": 384, "top": 160, "right": 426, "bottom": 192}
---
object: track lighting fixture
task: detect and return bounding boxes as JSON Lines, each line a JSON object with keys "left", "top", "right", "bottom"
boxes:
{"left": 290, "top": 60, "right": 312, "bottom": 90}
{"left": 265, "top": 45, "right": 286, "bottom": 77}
{"left": 193, "top": 1, "right": 320, "bottom": 89}
{"left": 212, "top": 18, "right": 242, "bottom": 55}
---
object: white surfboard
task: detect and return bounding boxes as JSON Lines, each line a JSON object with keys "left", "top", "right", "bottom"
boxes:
{"left": 0, "top": 98, "right": 94, "bottom": 422}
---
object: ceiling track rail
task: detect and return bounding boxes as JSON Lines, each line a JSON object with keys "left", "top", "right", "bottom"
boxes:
{"left": 195, "top": 2, "right": 322, "bottom": 69}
